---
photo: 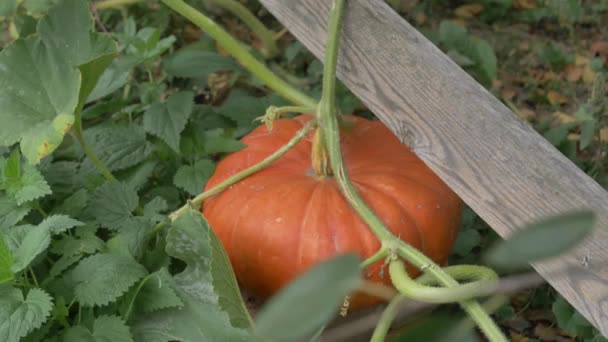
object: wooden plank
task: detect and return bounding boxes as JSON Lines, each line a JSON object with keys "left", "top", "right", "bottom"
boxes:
{"left": 259, "top": 0, "right": 608, "bottom": 335}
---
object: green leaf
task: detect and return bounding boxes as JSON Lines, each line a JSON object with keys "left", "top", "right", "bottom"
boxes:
{"left": 124, "top": 269, "right": 183, "bottom": 317}
{"left": 83, "top": 125, "right": 152, "bottom": 173}
{"left": 0, "top": 287, "right": 53, "bottom": 342}
{"left": 173, "top": 159, "right": 216, "bottom": 196}
{"left": 580, "top": 120, "right": 596, "bottom": 150}
{"left": 10, "top": 224, "right": 50, "bottom": 273}
{"left": 217, "top": 90, "right": 288, "bottom": 126}
{"left": 52, "top": 189, "right": 88, "bottom": 217}
{"left": 0, "top": 234, "right": 14, "bottom": 283}
{"left": 64, "top": 315, "right": 133, "bottom": 342}
{"left": 89, "top": 181, "right": 139, "bottom": 230}
{"left": 439, "top": 20, "right": 467, "bottom": 46}
{"left": 0, "top": 1, "right": 17, "bottom": 17}
{"left": 485, "top": 211, "right": 595, "bottom": 270}
{"left": 72, "top": 253, "right": 148, "bottom": 307}
{"left": 0, "top": 0, "right": 117, "bottom": 163}
{"left": 453, "top": 229, "right": 481, "bottom": 257}
{"left": 166, "top": 209, "right": 251, "bottom": 328}
{"left": 143, "top": 197, "right": 168, "bottom": 223}
{"left": 144, "top": 91, "right": 194, "bottom": 152}
{"left": 1, "top": 151, "right": 52, "bottom": 205}
{"left": 38, "top": 215, "right": 84, "bottom": 235}
{"left": 200, "top": 129, "right": 245, "bottom": 155}
{"left": 107, "top": 217, "right": 151, "bottom": 259}
{"left": 0, "top": 197, "right": 31, "bottom": 228}
{"left": 254, "top": 254, "right": 361, "bottom": 342}
{"left": 164, "top": 40, "right": 239, "bottom": 79}
{"left": 475, "top": 39, "right": 497, "bottom": 83}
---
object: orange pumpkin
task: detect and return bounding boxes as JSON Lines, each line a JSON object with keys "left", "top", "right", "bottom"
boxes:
{"left": 202, "top": 115, "right": 462, "bottom": 308}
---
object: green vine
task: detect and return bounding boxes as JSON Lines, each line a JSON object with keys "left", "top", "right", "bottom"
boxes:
{"left": 160, "top": 0, "right": 317, "bottom": 108}
{"left": 205, "top": 0, "right": 279, "bottom": 58}
{"left": 316, "top": 1, "right": 507, "bottom": 341}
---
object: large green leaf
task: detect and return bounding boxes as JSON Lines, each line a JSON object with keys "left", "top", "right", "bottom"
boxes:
{"left": 0, "top": 0, "right": 117, "bottom": 163}
{"left": 0, "top": 234, "right": 14, "bottom": 283}
{"left": 254, "top": 254, "right": 361, "bottom": 342}
{"left": 144, "top": 91, "right": 194, "bottom": 152}
{"left": 164, "top": 39, "right": 239, "bottom": 79}
{"left": 0, "top": 287, "right": 53, "bottom": 342}
{"left": 132, "top": 208, "right": 251, "bottom": 341}
{"left": 485, "top": 211, "right": 595, "bottom": 270}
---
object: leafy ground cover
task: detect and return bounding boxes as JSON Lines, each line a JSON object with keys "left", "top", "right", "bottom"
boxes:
{"left": 0, "top": 0, "right": 606, "bottom": 341}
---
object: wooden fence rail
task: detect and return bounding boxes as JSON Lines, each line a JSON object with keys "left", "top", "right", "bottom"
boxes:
{"left": 259, "top": 0, "right": 608, "bottom": 336}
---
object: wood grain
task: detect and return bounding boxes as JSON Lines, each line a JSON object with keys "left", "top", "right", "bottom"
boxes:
{"left": 259, "top": 0, "right": 608, "bottom": 336}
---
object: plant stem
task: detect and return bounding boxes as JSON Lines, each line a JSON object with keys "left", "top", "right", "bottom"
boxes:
{"left": 72, "top": 113, "right": 117, "bottom": 182}
{"left": 96, "top": 0, "right": 142, "bottom": 10}
{"left": 370, "top": 294, "right": 406, "bottom": 342}
{"left": 316, "top": 1, "right": 507, "bottom": 341}
{"left": 206, "top": 0, "right": 279, "bottom": 58}
{"left": 168, "top": 119, "right": 316, "bottom": 221}
{"left": 160, "top": 0, "right": 317, "bottom": 108}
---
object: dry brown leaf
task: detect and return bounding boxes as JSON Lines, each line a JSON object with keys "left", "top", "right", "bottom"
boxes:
{"left": 600, "top": 128, "right": 608, "bottom": 142}
{"left": 454, "top": 3, "right": 484, "bottom": 18}
{"left": 514, "top": 0, "right": 536, "bottom": 9}
{"left": 554, "top": 111, "right": 576, "bottom": 123}
{"left": 583, "top": 63, "right": 596, "bottom": 83}
{"left": 510, "top": 332, "right": 529, "bottom": 342}
{"left": 567, "top": 133, "right": 580, "bottom": 141}
{"left": 591, "top": 41, "right": 608, "bottom": 56}
{"left": 520, "top": 108, "right": 535, "bottom": 120}
{"left": 564, "top": 64, "right": 583, "bottom": 82}
{"left": 502, "top": 88, "right": 516, "bottom": 100}
{"left": 547, "top": 90, "right": 568, "bottom": 105}
{"left": 415, "top": 12, "right": 426, "bottom": 25}
{"left": 575, "top": 54, "right": 590, "bottom": 66}
{"left": 534, "top": 324, "right": 560, "bottom": 340}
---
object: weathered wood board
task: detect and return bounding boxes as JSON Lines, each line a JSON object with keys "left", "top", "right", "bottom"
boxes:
{"left": 259, "top": 0, "right": 608, "bottom": 336}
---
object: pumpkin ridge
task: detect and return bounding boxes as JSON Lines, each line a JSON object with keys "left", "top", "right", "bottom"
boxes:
{"left": 352, "top": 178, "right": 427, "bottom": 253}
{"left": 296, "top": 182, "right": 326, "bottom": 269}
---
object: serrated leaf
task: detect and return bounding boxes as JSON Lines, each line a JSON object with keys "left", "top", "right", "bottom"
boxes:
{"left": 107, "top": 217, "right": 150, "bottom": 259}
{"left": 144, "top": 91, "right": 194, "bottom": 152}
{"left": 0, "top": 0, "right": 117, "bottom": 163}
{"left": 0, "top": 197, "right": 31, "bottom": 228}
{"left": 89, "top": 181, "right": 139, "bottom": 230}
{"left": 254, "top": 254, "right": 361, "bottom": 342}
{"left": 39, "top": 215, "right": 84, "bottom": 235}
{"left": 0, "top": 287, "right": 53, "bottom": 342}
{"left": 143, "top": 197, "right": 168, "bottom": 223}
{"left": 0, "top": 234, "right": 14, "bottom": 283}
{"left": 485, "top": 211, "right": 595, "bottom": 270}
{"left": 10, "top": 224, "right": 50, "bottom": 273}
{"left": 173, "top": 159, "right": 215, "bottom": 196}
{"left": 123, "top": 269, "right": 183, "bottom": 319}
{"left": 52, "top": 189, "right": 88, "bottom": 217}
{"left": 166, "top": 209, "right": 251, "bottom": 328}
{"left": 1, "top": 151, "right": 52, "bottom": 205}
{"left": 64, "top": 315, "right": 133, "bottom": 342}
{"left": 72, "top": 253, "right": 148, "bottom": 307}
{"left": 453, "top": 229, "right": 482, "bottom": 257}
{"left": 83, "top": 125, "right": 152, "bottom": 173}
{"left": 164, "top": 40, "right": 239, "bottom": 79}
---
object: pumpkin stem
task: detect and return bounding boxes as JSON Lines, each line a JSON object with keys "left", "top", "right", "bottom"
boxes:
{"left": 311, "top": 129, "right": 333, "bottom": 177}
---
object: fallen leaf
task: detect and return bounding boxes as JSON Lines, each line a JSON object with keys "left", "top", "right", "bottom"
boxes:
{"left": 502, "top": 88, "right": 516, "bottom": 101}
{"left": 583, "top": 64, "right": 596, "bottom": 83}
{"left": 575, "top": 54, "right": 590, "bottom": 66}
{"left": 520, "top": 108, "right": 535, "bottom": 120}
{"left": 567, "top": 133, "right": 580, "bottom": 141}
{"left": 534, "top": 324, "right": 559, "bottom": 340}
{"left": 454, "top": 3, "right": 484, "bottom": 18}
{"left": 514, "top": 0, "right": 536, "bottom": 9}
{"left": 547, "top": 90, "right": 568, "bottom": 105}
{"left": 564, "top": 64, "right": 583, "bottom": 82}
{"left": 510, "top": 332, "right": 529, "bottom": 342}
{"left": 555, "top": 111, "right": 576, "bottom": 123}
{"left": 591, "top": 41, "right": 608, "bottom": 56}
{"left": 415, "top": 12, "right": 426, "bottom": 25}
{"left": 600, "top": 128, "right": 608, "bottom": 142}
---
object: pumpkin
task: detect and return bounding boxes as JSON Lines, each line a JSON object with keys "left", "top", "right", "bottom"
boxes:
{"left": 202, "top": 115, "right": 462, "bottom": 309}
